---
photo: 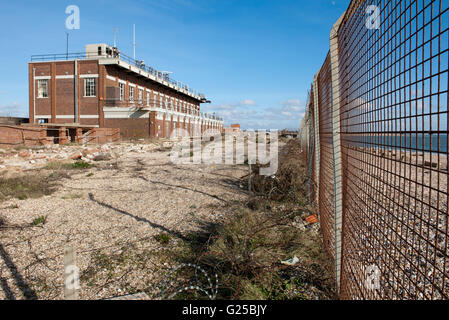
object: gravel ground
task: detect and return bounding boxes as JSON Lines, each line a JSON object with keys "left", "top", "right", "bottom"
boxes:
{"left": 341, "top": 148, "right": 449, "bottom": 299}
{"left": 0, "top": 141, "right": 249, "bottom": 300}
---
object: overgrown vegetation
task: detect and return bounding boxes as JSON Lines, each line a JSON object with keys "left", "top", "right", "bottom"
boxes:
{"left": 249, "top": 139, "right": 309, "bottom": 204}
{"left": 166, "top": 139, "right": 336, "bottom": 300}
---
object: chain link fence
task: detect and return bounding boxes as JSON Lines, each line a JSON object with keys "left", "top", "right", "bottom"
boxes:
{"left": 299, "top": 0, "right": 448, "bottom": 299}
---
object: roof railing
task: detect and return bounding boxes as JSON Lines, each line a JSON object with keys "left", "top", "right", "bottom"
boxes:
{"left": 31, "top": 50, "right": 206, "bottom": 100}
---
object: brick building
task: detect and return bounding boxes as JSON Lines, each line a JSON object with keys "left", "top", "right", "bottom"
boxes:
{"left": 28, "top": 43, "right": 223, "bottom": 139}
{"left": 224, "top": 124, "right": 241, "bottom": 134}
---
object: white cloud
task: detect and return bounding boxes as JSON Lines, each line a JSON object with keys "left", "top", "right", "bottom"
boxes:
{"left": 0, "top": 102, "right": 27, "bottom": 117}
{"left": 204, "top": 98, "right": 305, "bottom": 130}
{"left": 280, "top": 99, "right": 305, "bottom": 111}
{"left": 240, "top": 99, "right": 257, "bottom": 106}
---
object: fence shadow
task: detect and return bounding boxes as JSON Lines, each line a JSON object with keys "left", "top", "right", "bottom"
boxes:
{"left": 0, "top": 244, "right": 37, "bottom": 300}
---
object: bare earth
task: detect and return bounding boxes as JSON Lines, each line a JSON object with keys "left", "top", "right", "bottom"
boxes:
{"left": 0, "top": 142, "right": 249, "bottom": 300}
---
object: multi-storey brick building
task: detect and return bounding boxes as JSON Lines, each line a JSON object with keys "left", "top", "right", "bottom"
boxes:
{"left": 28, "top": 43, "right": 223, "bottom": 140}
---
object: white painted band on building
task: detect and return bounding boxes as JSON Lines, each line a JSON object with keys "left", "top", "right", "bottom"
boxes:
{"left": 80, "top": 115, "right": 100, "bottom": 119}
{"left": 56, "top": 75, "right": 75, "bottom": 79}
{"left": 106, "top": 75, "right": 117, "bottom": 81}
{"left": 35, "top": 76, "right": 51, "bottom": 80}
{"left": 80, "top": 74, "right": 99, "bottom": 78}
{"left": 103, "top": 107, "right": 149, "bottom": 119}
{"left": 56, "top": 115, "right": 75, "bottom": 119}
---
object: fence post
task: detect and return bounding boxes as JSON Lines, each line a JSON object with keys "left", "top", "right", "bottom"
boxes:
{"left": 64, "top": 245, "right": 79, "bottom": 300}
{"left": 329, "top": 13, "right": 345, "bottom": 294}
{"left": 312, "top": 75, "right": 320, "bottom": 207}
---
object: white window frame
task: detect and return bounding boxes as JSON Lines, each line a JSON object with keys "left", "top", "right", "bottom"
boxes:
{"left": 154, "top": 93, "right": 159, "bottom": 108}
{"left": 37, "top": 79, "right": 49, "bottom": 98}
{"left": 146, "top": 91, "right": 151, "bottom": 106}
{"left": 119, "top": 83, "right": 125, "bottom": 101}
{"left": 129, "top": 86, "right": 135, "bottom": 102}
{"left": 84, "top": 78, "right": 96, "bottom": 97}
{"left": 138, "top": 88, "right": 143, "bottom": 105}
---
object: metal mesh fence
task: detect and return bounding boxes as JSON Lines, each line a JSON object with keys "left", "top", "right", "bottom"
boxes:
{"left": 299, "top": 0, "right": 449, "bottom": 299}
{"left": 318, "top": 54, "right": 338, "bottom": 265}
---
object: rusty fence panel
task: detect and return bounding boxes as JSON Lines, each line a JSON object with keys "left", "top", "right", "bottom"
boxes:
{"left": 317, "top": 54, "right": 338, "bottom": 270}
{"left": 309, "top": 88, "right": 318, "bottom": 207}
{"left": 301, "top": 0, "right": 449, "bottom": 299}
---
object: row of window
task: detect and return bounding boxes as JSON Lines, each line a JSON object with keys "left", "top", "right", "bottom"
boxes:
{"left": 118, "top": 82, "right": 199, "bottom": 115}
{"left": 37, "top": 78, "right": 97, "bottom": 98}
{"left": 37, "top": 78, "right": 198, "bottom": 115}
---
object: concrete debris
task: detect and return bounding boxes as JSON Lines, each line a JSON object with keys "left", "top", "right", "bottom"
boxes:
{"left": 0, "top": 142, "right": 159, "bottom": 173}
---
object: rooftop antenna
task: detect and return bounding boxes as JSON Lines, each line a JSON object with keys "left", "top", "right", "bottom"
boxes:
{"left": 65, "top": 32, "right": 69, "bottom": 60}
{"left": 113, "top": 27, "right": 118, "bottom": 48}
{"left": 133, "top": 24, "right": 136, "bottom": 61}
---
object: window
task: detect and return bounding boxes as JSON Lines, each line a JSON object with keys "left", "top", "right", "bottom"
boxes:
{"left": 119, "top": 83, "right": 125, "bottom": 101}
{"left": 129, "top": 86, "right": 135, "bottom": 102}
{"left": 147, "top": 91, "right": 150, "bottom": 106}
{"left": 84, "top": 78, "right": 96, "bottom": 97}
{"left": 37, "top": 80, "right": 48, "bottom": 98}
{"left": 138, "top": 88, "right": 143, "bottom": 105}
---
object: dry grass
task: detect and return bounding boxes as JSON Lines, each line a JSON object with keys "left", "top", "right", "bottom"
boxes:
{"left": 250, "top": 139, "right": 309, "bottom": 204}
{"left": 0, "top": 174, "right": 59, "bottom": 202}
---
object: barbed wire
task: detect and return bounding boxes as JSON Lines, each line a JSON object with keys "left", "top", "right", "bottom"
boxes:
{"left": 159, "top": 263, "right": 218, "bottom": 300}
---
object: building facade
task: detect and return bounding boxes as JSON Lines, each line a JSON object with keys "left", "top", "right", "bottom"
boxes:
{"left": 29, "top": 44, "right": 223, "bottom": 139}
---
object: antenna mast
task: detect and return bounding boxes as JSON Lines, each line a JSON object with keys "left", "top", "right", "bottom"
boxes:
{"left": 133, "top": 24, "right": 136, "bottom": 60}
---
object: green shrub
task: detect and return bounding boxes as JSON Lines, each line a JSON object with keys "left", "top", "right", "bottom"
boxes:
{"left": 154, "top": 233, "right": 172, "bottom": 245}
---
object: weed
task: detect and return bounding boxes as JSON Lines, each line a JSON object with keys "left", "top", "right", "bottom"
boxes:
{"left": 44, "top": 161, "right": 92, "bottom": 171}
{"left": 31, "top": 215, "right": 47, "bottom": 226}
{"left": 154, "top": 233, "right": 172, "bottom": 245}
{"left": 72, "top": 161, "right": 92, "bottom": 169}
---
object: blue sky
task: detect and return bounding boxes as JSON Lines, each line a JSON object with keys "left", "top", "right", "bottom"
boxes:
{"left": 0, "top": 0, "right": 350, "bottom": 129}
